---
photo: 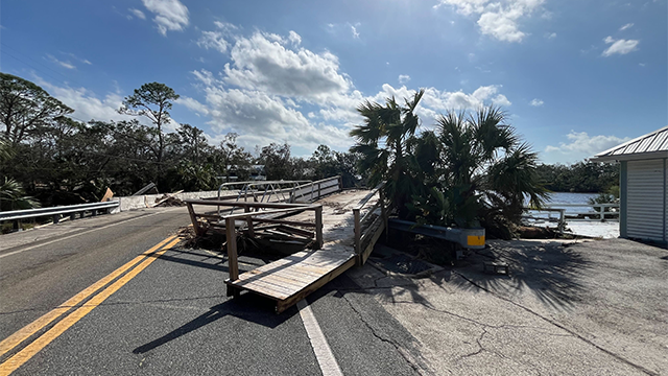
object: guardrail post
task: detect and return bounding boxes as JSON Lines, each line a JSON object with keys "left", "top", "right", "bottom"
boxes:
{"left": 70, "top": 213, "right": 76, "bottom": 220}
{"left": 353, "top": 208, "right": 361, "bottom": 255}
{"left": 599, "top": 205, "right": 604, "bottom": 222}
{"left": 338, "top": 175, "right": 343, "bottom": 190}
{"left": 52, "top": 214, "right": 60, "bottom": 224}
{"left": 317, "top": 182, "right": 321, "bottom": 200}
{"left": 315, "top": 206, "right": 323, "bottom": 249}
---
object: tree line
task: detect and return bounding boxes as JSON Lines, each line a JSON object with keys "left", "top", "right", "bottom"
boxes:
{"left": 1, "top": 71, "right": 619, "bottom": 239}
{"left": 0, "top": 73, "right": 361, "bottom": 210}
{"left": 535, "top": 161, "right": 619, "bottom": 193}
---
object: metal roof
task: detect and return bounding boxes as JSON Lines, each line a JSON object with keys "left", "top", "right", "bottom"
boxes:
{"left": 593, "top": 126, "right": 668, "bottom": 162}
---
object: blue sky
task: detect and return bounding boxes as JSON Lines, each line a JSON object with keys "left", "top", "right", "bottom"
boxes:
{"left": 1, "top": 0, "right": 666, "bottom": 164}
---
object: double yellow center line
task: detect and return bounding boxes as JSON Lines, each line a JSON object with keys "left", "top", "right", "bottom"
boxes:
{"left": 0, "top": 235, "right": 181, "bottom": 375}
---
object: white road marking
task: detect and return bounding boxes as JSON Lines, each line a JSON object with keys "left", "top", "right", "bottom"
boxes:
{"left": 0, "top": 208, "right": 182, "bottom": 259}
{"left": 297, "top": 299, "right": 344, "bottom": 376}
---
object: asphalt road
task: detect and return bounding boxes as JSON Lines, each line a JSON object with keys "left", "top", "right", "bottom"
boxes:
{"left": 0, "top": 208, "right": 427, "bottom": 375}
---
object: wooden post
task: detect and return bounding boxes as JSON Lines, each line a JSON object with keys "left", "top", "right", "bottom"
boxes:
{"left": 244, "top": 206, "right": 255, "bottom": 237}
{"left": 379, "top": 189, "right": 388, "bottom": 241}
{"left": 353, "top": 208, "right": 361, "bottom": 255}
{"left": 317, "top": 182, "right": 322, "bottom": 200}
{"left": 599, "top": 205, "right": 605, "bottom": 222}
{"left": 70, "top": 213, "right": 76, "bottom": 220}
{"left": 226, "top": 217, "right": 239, "bottom": 281}
{"left": 52, "top": 214, "right": 60, "bottom": 224}
{"left": 226, "top": 217, "right": 240, "bottom": 298}
{"left": 315, "top": 206, "right": 323, "bottom": 249}
{"left": 338, "top": 175, "right": 343, "bottom": 191}
{"left": 186, "top": 202, "right": 202, "bottom": 236}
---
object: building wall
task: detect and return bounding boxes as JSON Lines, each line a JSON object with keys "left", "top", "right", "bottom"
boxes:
{"left": 623, "top": 159, "right": 666, "bottom": 243}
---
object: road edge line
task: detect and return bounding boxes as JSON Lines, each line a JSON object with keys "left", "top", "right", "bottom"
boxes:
{"left": 297, "top": 299, "right": 344, "bottom": 376}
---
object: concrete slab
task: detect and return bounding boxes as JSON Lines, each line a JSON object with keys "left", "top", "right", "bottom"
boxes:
{"left": 347, "top": 238, "right": 668, "bottom": 375}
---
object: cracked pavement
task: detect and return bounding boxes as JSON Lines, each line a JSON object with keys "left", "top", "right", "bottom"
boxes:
{"left": 346, "top": 238, "right": 668, "bottom": 376}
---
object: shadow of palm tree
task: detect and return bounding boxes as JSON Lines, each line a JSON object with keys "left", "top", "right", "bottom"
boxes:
{"left": 452, "top": 240, "right": 591, "bottom": 309}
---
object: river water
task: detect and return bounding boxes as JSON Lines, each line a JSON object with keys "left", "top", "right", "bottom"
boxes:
{"left": 545, "top": 192, "right": 600, "bottom": 213}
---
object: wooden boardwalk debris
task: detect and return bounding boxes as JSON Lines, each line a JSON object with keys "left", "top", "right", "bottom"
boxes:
{"left": 185, "top": 179, "right": 390, "bottom": 313}
{"left": 226, "top": 249, "right": 355, "bottom": 313}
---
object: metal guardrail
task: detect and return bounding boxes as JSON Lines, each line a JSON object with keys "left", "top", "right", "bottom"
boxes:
{"left": 0, "top": 200, "right": 120, "bottom": 223}
{"left": 388, "top": 219, "right": 486, "bottom": 250}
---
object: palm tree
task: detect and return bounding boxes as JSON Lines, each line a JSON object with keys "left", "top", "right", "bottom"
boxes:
{"left": 0, "top": 177, "right": 40, "bottom": 211}
{"left": 0, "top": 138, "right": 40, "bottom": 212}
{"left": 350, "top": 89, "right": 425, "bottom": 219}
{"left": 420, "top": 106, "right": 549, "bottom": 235}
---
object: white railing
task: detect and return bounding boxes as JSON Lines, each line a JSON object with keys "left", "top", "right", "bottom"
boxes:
{"left": 524, "top": 203, "right": 620, "bottom": 231}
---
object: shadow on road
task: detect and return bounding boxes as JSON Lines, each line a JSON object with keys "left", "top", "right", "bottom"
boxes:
{"left": 132, "top": 293, "right": 296, "bottom": 354}
{"left": 452, "top": 240, "right": 592, "bottom": 309}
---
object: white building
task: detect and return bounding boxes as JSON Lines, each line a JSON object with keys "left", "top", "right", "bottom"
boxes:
{"left": 593, "top": 126, "right": 668, "bottom": 245}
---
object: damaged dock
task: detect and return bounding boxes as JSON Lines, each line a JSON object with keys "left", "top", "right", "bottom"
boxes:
{"left": 185, "top": 179, "right": 387, "bottom": 313}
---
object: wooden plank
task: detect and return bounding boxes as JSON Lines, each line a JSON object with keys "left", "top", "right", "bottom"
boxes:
{"left": 238, "top": 266, "right": 318, "bottom": 287}
{"left": 353, "top": 209, "right": 361, "bottom": 254}
{"left": 186, "top": 203, "right": 203, "bottom": 236}
{"left": 256, "top": 269, "right": 318, "bottom": 285}
{"left": 276, "top": 225, "right": 314, "bottom": 238}
{"left": 276, "top": 256, "right": 356, "bottom": 313}
{"left": 315, "top": 206, "right": 323, "bottom": 249}
{"left": 228, "top": 279, "right": 291, "bottom": 300}
{"left": 253, "top": 217, "right": 317, "bottom": 227}
{"left": 225, "top": 279, "right": 284, "bottom": 302}
{"left": 185, "top": 199, "right": 315, "bottom": 210}
{"left": 359, "top": 220, "right": 385, "bottom": 266}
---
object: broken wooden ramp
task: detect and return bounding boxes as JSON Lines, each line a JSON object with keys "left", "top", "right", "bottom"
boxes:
{"left": 186, "top": 184, "right": 390, "bottom": 314}
{"left": 226, "top": 248, "right": 355, "bottom": 313}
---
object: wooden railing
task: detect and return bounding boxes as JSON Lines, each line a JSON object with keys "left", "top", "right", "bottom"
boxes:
{"left": 185, "top": 199, "right": 323, "bottom": 296}
{"left": 352, "top": 182, "right": 388, "bottom": 265}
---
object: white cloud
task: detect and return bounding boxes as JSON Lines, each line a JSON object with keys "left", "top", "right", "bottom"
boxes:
{"left": 196, "top": 22, "right": 238, "bottom": 54}
{"left": 545, "top": 32, "right": 557, "bottom": 39}
{"left": 530, "top": 98, "right": 544, "bottom": 106}
{"left": 619, "top": 23, "right": 634, "bottom": 31}
{"left": 436, "top": 0, "right": 545, "bottom": 42}
{"left": 46, "top": 54, "right": 75, "bottom": 69}
{"left": 141, "top": 0, "right": 189, "bottom": 36}
{"left": 32, "top": 76, "right": 133, "bottom": 123}
{"left": 492, "top": 94, "right": 512, "bottom": 106}
{"left": 544, "top": 131, "right": 630, "bottom": 161}
{"left": 398, "top": 75, "right": 411, "bottom": 84}
{"left": 66, "top": 52, "right": 92, "bottom": 65}
{"left": 129, "top": 8, "right": 146, "bottom": 20}
{"left": 602, "top": 36, "right": 639, "bottom": 56}
{"left": 222, "top": 31, "right": 351, "bottom": 99}
{"left": 176, "top": 96, "right": 210, "bottom": 116}
{"left": 350, "top": 24, "right": 360, "bottom": 39}
{"left": 182, "top": 27, "right": 513, "bottom": 152}
{"left": 198, "top": 32, "right": 229, "bottom": 54}
{"left": 288, "top": 30, "right": 302, "bottom": 45}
